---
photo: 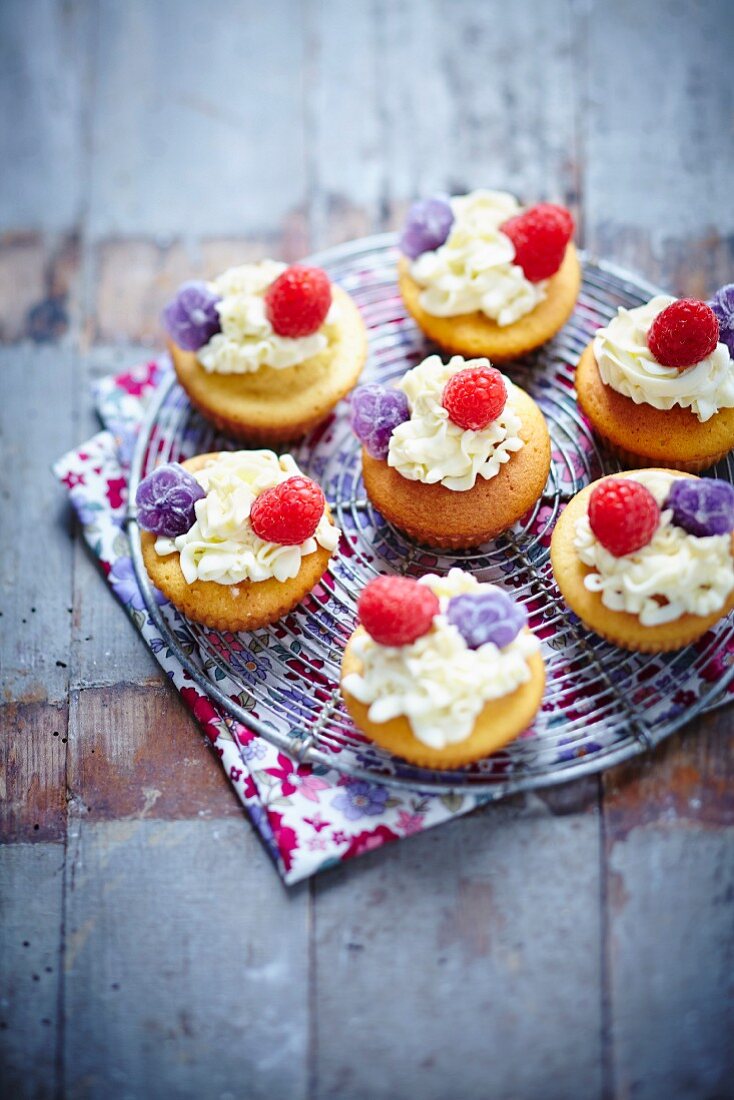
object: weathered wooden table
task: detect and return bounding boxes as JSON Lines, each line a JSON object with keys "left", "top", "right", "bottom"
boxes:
{"left": 2, "top": 2, "right": 733, "bottom": 1098}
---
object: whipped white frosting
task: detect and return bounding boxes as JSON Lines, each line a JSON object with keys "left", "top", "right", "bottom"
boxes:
{"left": 593, "top": 295, "right": 734, "bottom": 423}
{"left": 342, "top": 568, "right": 539, "bottom": 749}
{"left": 154, "top": 450, "right": 340, "bottom": 585}
{"left": 197, "top": 260, "right": 338, "bottom": 375}
{"left": 410, "top": 190, "right": 548, "bottom": 325}
{"left": 387, "top": 354, "right": 524, "bottom": 491}
{"left": 574, "top": 470, "right": 734, "bottom": 625}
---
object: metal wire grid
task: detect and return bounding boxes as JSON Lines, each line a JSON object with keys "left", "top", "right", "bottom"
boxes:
{"left": 128, "top": 236, "right": 734, "bottom": 796}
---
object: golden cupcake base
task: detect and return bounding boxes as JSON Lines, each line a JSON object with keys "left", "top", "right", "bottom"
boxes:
{"left": 340, "top": 627, "right": 546, "bottom": 769}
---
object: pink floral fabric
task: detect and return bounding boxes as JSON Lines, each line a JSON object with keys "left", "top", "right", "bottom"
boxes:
{"left": 53, "top": 358, "right": 485, "bottom": 883}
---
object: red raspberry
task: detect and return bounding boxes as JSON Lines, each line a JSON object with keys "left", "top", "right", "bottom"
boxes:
{"left": 358, "top": 576, "right": 439, "bottom": 647}
{"left": 647, "top": 299, "right": 720, "bottom": 369}
{"left": 250, "top": 476, "right": 326, "bottom": 545}
{"left": 587, "top": 478, "right": 660, "bottom": 557}
{"left": 264, "top": 265, "right": 332, "bottom": 337}
{"left": 500, "top": 202, "right": 575, "bottom": 282}
{"left": 442, "top": 365, "right": 507, "bottom": 431}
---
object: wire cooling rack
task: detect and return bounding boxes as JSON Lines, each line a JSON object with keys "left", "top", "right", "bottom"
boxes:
{"left": 128, "top": 234, "right": 734, "bottom": 796}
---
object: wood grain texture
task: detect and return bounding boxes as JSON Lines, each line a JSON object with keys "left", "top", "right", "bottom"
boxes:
{"left": 312, "top": 807, "right": 603, "bottom": 1100}
{"left": 583, "top": 0, "right": 734, "bottom": 290}
{"left": 1, "top": 2, "right": 733, "bottom": 1098}
{"left": 0, "top": 844, "right": 65, "bottom": 1100}
{"left": 0, "top": 0, "right": 90, "bottom": 234}
{"left": 0, "top": 702, "right": 68, "bottom": 842}
{"left": 88, "top": 0, "right": 308, "bottom": 239}
{"left": 0, "top": 232, "right": 80, "bottom": 344}
{"left": 67, "top": 685, "right": 243, "bottom": 821}
{"left": 62, "top": 818, "right": 309, "bottom": 1100}
{"left": 601, "top": 710, "right": 734, "bottom": 1100}
{"left": 0, "top": 347, "right": 76, "bottom": 706}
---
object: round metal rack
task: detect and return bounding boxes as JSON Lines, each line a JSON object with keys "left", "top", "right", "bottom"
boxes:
{"left": 128, "top": 235, "right": 734, "bottom": 796}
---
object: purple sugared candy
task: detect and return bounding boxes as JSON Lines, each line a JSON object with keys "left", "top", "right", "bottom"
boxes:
{"left": 709, "top": 284, "right": 734, "bottom": 358}
{"left": 162, "top": 281, "right": 221, "bottom": 351}
{"left": 447, "top": 589, "right": 527, "bottom": 650}
{"left": 350, "top": 383, "right": 410, "bottom": 460}
{"left": 665, "top": 477, "right": 734, "bottom": 538}
{"left": 400, "top": 196, "right": 455, "bottom": 260}
{"left": 136, "top": 463, "right": 206, "bottom": 538}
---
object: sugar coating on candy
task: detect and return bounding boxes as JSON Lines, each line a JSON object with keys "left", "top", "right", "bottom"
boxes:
{"left": 400, "top": 196, "right": 455, "bottom": 260}
{"left": 136, "top": 463, "right": 206, "bottom": 537}
{"left": 647, "top": 299, "right": 719, "bottom": 369}
{"left": 264, "top": 265, "right": 332, "bottom": 338}
{"left": 249, "top": 476, "right": 325, "bottom": 545}
{"left": 162, "top": 282, "right": 221, "bottom": 351}
{"left": 500, "top": 203, "right": 574, "bottom": 282}
{"left": 588, "top": 478, "right": 660, "bottom": 557}
{"left": 442, "top": 365, "right": 507, "bottom": 431}
{"left": 709, "top": 284, "right": 734, "bottom": 359}
{"left": 665, "top": 477, "right": 734, "bottom": 538}
{"left": 447, "top": 590, "right": 527, "bottom": 650}
{"left": 358, "top": 575, "right": 440, "bottom": 647}
{"left": 350, "top": 383, "right": 410, "bottom": 460}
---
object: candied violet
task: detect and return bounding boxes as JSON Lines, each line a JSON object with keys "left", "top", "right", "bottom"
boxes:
{"left": 350, "top": 383, "right": 410, "bottom": 460}
{"left": 709, "top": 284, "right": 734, "bottom": 358}
{"left": 400, "top": 196, "right": 454, "bottom": 260}
{"left": 162, "top": 281, "right": 221, "bottom": 351}
{"left": 665, "top": 477, "right": 734, "bottom": 538}
{"left": 447, "top": 589, "right": 527, "bottom": 650}
{"left": 135, "top": 463, "right": 206, "bottom": 537}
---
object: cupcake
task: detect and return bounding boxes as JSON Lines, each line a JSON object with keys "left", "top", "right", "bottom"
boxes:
{"left": 137, "top": 450, "right": 340, "bottom": 631}
{"left": 397, "top": 190, "right": 580, "bottom": 360}
{"left": 576, "top": 292, "right": 734, "bottom": 472}
{"left": 550, "top": 469, "right": 734, "bottom": 652}
{"left": 340, "top": 569, "right": 545, "bottom": 768}
{"left": 162, "top": 261, "right": 368, "bottom": 443}
{"left": 350, "top": 354, "right": 551, "bottom": 548}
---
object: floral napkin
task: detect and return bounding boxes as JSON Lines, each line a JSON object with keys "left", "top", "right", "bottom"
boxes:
{"left": 54, "top": 358, "right": 486, "bottom": 884}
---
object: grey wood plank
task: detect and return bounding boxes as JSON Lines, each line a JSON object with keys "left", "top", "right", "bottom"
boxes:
{"left": 305, "top": 0, "right": 383, "bottom": 248}
{"left": 606, "top": 828, "right": 734, "bottom": 1100}
{"left": 582, "top": 4, "right": 734, "bottom": 1095}
{"left": 602, "top": 718, "right": 734, "bottom": 1100}
{"left": 0, "top": 346, "right": 76, "bottom": 705}
{"left": 583, "top": 0, "right": 734, "bottom": 288}
{"left": 429, "top": 0, "right": 580, "bottom": 204}
{"left": 0, "top": 0, "right": 90, "bottom": 234}
{"left": 0, "top": 842, "right": 65, "bottom": 1100}
{"left": 88, "top": 0, "right": 308, "bottom": 239}
{"left": 62, "top": 817, "right": 309, "bottom": 1100}
{"left": 305, "top": 0, "right": 580, "bottom": 250}
{"left": 312, "top": 803, "right": 603, "bottom": 1100}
